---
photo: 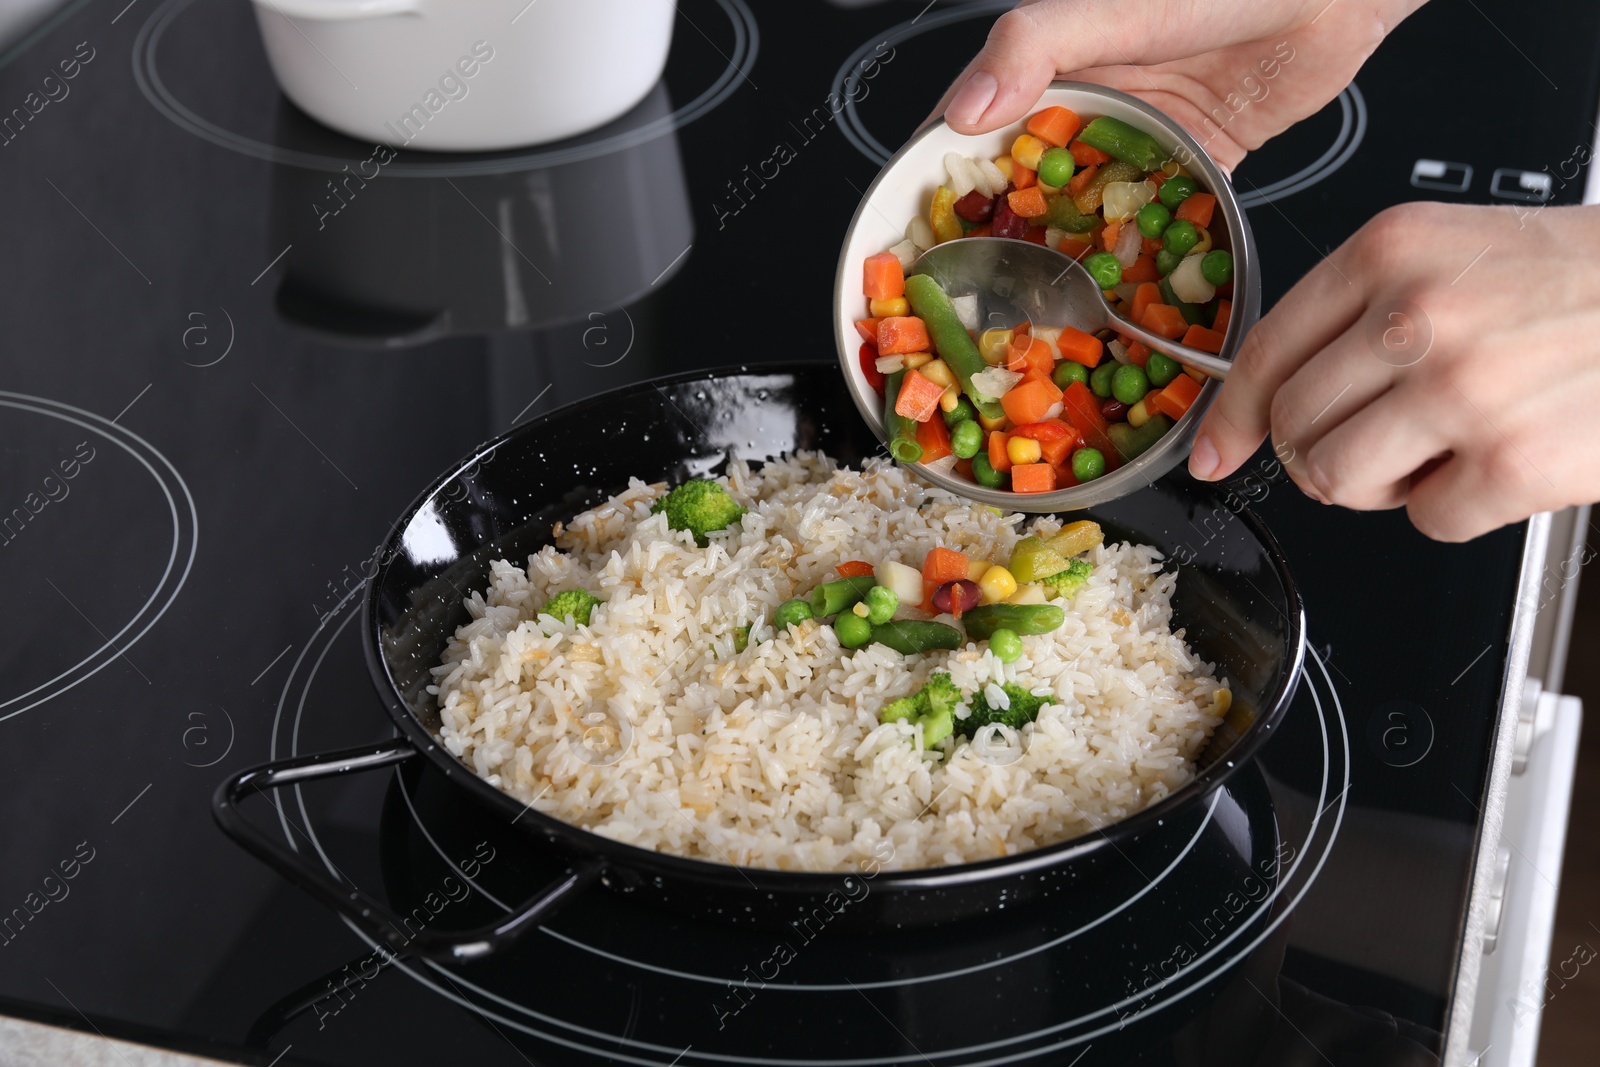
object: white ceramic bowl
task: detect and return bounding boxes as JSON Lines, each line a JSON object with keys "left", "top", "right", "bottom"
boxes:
{"left": 251, "top": 0, "right": 674, "bottom": 152}
{"left": 834, "top": 82, "right": 1260, "bottom": 511}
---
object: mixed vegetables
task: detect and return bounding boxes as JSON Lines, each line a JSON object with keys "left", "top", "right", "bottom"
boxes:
{"left": 856, "top": 106, "right": 1235, "bottom": 493}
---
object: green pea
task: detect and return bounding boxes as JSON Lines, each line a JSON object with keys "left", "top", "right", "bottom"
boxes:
{"left": 1089, "top": 360, "right": 1118, "bottom": 399}
{"left": 1201, "top": 249, "right": 1234, "bottom": 286}
{"left": 1162, "top": 220, "right": 1199, "bottom": 257}
{"left": 1135, "top": 201, "right": 1171, "bottom": 239}
{"left": 834, "top": 611, "right": 873, "bottom": 648}
{"left": 1071, "top": 447, "right": 1107, "bottom": 482}
{"left": 864, "top": 585, "right": 899, "bottom": 625}
{"left": 971, "top": 452, "right": 1007, "bottom": 489}
{"left": 1158, "top": 175, "right": 1198, "bottom": 210}
{"left": 774, "top": 598, "right": 814, "bottom": 629}
{"left": 1052, "top": 360, "right": 1090, "bottom": 389}
{"left": 1083, "top": 251, "right": 1123, "bottom": 291}
{"left": 943, "top": 395, "right": 977, "bottom": 427}
{"left": 1111, "top": 363, "right": 1149, "bottom": 405}
{"left": 1146, "top": 351, "right": 1181, "bottom": 388}
{"left": 951, "top": 419, "right": 983, "bottom": 459}
{"left": 988, "top": 627, "right": 1023, "bottom": 664}
{"left": 1155, "top": 249, "right": 1182, "bottom": 276}
{"left": 1037, "top": 147, "right": 1075, "bottom": 188}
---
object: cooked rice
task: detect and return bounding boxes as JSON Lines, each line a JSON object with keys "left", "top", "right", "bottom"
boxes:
{"left": 431, "top": 454, "right": 1225, "bottom": 872}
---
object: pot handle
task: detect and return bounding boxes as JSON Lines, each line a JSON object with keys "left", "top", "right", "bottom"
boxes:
{"left": 213, "top": 738, "right": 602, "bottom": 963}
{"left": 255, "top": 0, "right": 419, "bottom": 20}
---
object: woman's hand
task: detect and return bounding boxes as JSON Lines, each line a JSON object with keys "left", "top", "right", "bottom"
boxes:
{"left": 1191, "top": 201, "right": 1600, "bottom": 541}
{"left": 936, "top": 0, "right": 1426, "bottom": 170}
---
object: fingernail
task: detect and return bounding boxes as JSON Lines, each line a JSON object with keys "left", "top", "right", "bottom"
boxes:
{"left": 947, "top": 72, "right": 997, "bottom": 128}
{"left": 1189, "top": 435, "right": 1219, "bottom": 481}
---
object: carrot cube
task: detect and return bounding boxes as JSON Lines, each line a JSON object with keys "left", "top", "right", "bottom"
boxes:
{"left": 1009, "top": 463, "right": 1057, "bottom": 494}
{"left": 1006, "top": 336, "right": 1053, "bottom": 376}
{"left": 917, "top": 412, "right": 953, "bottom": 462}
{"left": 988, "top": 430, "right": 1013, "bottom": 473}
{"left": 893, "top": 368, "right": 946, "bottom": 422}
{"left": 1011, "top": 419, "right": 1079, "bottom": 466}
{"left": 1140, "top": 303, "right": 1189, "bottom": 340}
{"left": 1057, "top": 236, "right": 1094, "bottom": 261}
{"left": 1007, "top": 186, "right": 1049, "bottom": 219}
{"left": 1130, "top": 283, "right": 1162, "bottom": 325}
{"left": 1121, "top": 254, "right": 1159, "bottom": 285}
{"left": 1069, "top": 140, "right": 1111, "bottom": 167}
{"left": 1181, "top": 324, "right": 1226, "bottom": 354}
{"left": 1174, "top": 192, "right": 1216, "bottom": 229}
{"left": 1054, "top": 324, "right": 1103, "bottom": 368}
{"left": 922, "top": 546, "right": 970, "bottom": 584}
{"left": 853, "top": 318, "right": 880, "bottom": 343}
{"left": 1026, "top": 106, "right": 1081, "bottom": 147}
{"left": 1000, "top": 377, "right": 1062, "bottom": 426}
{"left": 1149, "top": 373, "right": 1202, "bottom": 418}
{"left": 1212, "top": 298, "right": 1232, "bottom": 337}
{"left": 863, "top": 252, "right": 905, "bottom": 301}
{"left": 1125, "top": 341, "right": 1151, "bottom": 368}
{"left": 877, "top": 316, "right": 930, "bottom": 355}
{"left": 1012, "top": 163, "right": 1037, "bottom": 190}
{"left": 1067, "top": 164, "right": 1098, "bottom": 197}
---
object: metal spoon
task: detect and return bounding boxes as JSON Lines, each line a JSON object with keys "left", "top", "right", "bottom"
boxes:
{"left": 910, "top": 238, "right": 1233, "bottom": 379}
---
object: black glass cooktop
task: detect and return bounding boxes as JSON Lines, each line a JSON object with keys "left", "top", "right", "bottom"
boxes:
{"left": 0, "top": 0, "right": 1593, "bottom": 1064}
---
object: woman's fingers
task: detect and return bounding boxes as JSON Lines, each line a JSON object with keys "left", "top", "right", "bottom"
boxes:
{"left": 1403, "top": 448, "right": 1543, "bottom": 542}
{"left": 1299, "top": 381, "right": 1451, "bottom": 510}
{"left": 1189, "top": 245, "right": 1370, "bottom": 481}
{"left": 942, "top": 6, "right": 1067, "bottom": 132}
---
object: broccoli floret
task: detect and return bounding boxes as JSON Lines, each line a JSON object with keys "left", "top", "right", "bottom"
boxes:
{"left": 651, "top": 479, "right": 746, "bottom": 544}
{"left": 959, "top": 683, "right": 1047, "bottom": 737}
{"left": 540, "top": 589, "right": 601, "bottom": 627}
{"left": 879, "top": 672, "right": 960, "bottom": 749}
{"left": 1038, "top": 558, "right": 1092, "bottom": 598}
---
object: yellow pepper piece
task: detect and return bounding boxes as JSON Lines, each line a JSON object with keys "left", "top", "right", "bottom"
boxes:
{"left": 929, "top": 185, "right": 963, "bottom": 244}
{"left": 868, "top": 296, "right": 909, "bottom": 318}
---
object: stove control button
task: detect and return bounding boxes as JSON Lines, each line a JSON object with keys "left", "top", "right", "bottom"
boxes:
{"left": 1483, "top": 843, "right": 1513, "bottom": 955}
{"left": 1410, "top": 159, "right": 1473, "bottom": 192}
{"left": 1489, "top": 167, "right": 1553, "bottom": 203}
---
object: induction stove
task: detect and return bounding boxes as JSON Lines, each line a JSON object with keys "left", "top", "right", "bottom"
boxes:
{"left": 0, "top": 0, "right": 1593, "bottom": 1065}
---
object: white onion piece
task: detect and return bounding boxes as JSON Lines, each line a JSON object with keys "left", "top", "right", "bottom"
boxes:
{"left": 1169, "top": 253, "right": 1217, "bottom": 304}
{"left": 875, "top": 355, "right": 905, "bottom": 374}
{"left": 1042, "top": 401, "right": 1064, "bottom": 420}
{"left": 1108, "top": 340, "right": 1130, "bottom": 365}
{"left": 945, "top": 152, "right": 977, "bottom": 197}
{"left": 972, "top": 366, "right": 1023, "bottom": 400}
{"left": 923, "top": 453, "right": 960, "bottom": 475}
{"left": 1044, "top": 226, "right": 1067, "bottom": 250}
{"left": 1113, "top": 282, "right": 1141, "bottom": 303}
{"left": 1100, "top": 180, "right": 1157, "bottom": 222}
{"left": 977, "top": 159, "right": 1007, "bottom": 198}
{"left": 1112, "top": 218, "right": 1142, "bottom": 268}
{"left": 1030, "top": 325, "right": 1062, "bottom": 351}
{"left": 906, "top": 217, "right": 935, "bottom": 250}
{"left": 888, "top": 238, "right": 920, "bottom": 270}
{"left": 951, "top": 293, "right": 980, "bottom": 332}
{"left": 875, "top": 559, "right": 924, "bottom": 605}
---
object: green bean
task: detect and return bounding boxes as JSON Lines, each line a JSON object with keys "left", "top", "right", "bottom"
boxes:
{"left": 904, "top": 274, "right": 1006, "bottom": 421}
{"left": 1076, "top": 116, "right": 1166, "bottom": 172}
{"left": 871, "top": 620, "right": 963, "bottom": 656}
{"left": 1107, "top": 414, "right": 1175, "bottom": 460}
{"left": 962, "top": 604, "right": 1066, "bottom": 641}
{"left": 883, "top": 371, "right": 923, "bottom": 464}
{"left": 809, "top": 576, "right": 877, "bottom": 617}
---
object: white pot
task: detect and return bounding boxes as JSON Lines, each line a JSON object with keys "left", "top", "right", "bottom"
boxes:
{"left": 249, "top": 0, "right": 675, "bottom": 151}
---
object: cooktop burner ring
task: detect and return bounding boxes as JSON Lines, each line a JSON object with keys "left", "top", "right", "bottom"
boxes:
{"left": 832, "top": 1, "right": 1364, "bottom": 209}
{"left": 0, "top": 391, "right": 198, "bottom": 724}
{"left": 131, "top": 0, "right": 758, "bottom": 178}
{"left": 271, "top": 588, "right": 1349, "bottom": 1065}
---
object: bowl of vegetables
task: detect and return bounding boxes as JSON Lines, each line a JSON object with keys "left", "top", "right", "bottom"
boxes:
{"left": 834, "top": 82, "right": 1260, "bottom": 510}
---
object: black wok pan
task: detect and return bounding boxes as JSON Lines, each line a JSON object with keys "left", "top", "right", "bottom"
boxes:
{"left": 214, "top": 362, "right": 1304, "bottom": 962}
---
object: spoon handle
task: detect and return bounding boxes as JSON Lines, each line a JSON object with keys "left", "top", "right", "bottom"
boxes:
{"left": 1110, "top": 316, "right": 1233, "bottom": 379}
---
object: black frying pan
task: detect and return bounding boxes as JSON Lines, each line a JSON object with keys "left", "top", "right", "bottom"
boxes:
{"left": 214, "top": 362, "right": 1304, "bottom": 963}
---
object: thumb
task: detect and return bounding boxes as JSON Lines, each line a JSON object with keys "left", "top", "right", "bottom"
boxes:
{"left": 940, "top": 6, "right": 1063, "bottom": 133}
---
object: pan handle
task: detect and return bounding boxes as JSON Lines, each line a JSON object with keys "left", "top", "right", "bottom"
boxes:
{"left": 213, "top": 738, "right": 601, "bottom": 963}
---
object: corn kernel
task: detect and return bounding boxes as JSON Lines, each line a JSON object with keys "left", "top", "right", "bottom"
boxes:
{"left": 978, "top": 565, "right": 1018, "bottom": 604}
{"left": 1007, "top": 436, "right": 1042, "bottom": 465}
{"left": 1191, "top": 226, "right": 1212, "bottom": 256}
{"left": 978, "top": 327, "right": 1013, "bottom": 366}
{"left": 902, "top": 352, "right": 932, "bottom": 370}
{"left": 869, "top": 296, "right": 909, "bottom": 318}
{"left": 966, "top": 558, "right": 990, "bottom": 583}
{"left": 992, "top": 155, "right": 1014, "bottom": 181}
{"left": 1037, "top": 181, "right": 1062, "bottom": 196}
{"left": 852, "top": 602, "right": 871, "bottom": 618}
{"left": 1127, "top": 399, "right": 1150, "bottom": 428}
{"left": 977, "top": 411, "right": 1008, "bottom": 433}
{"left": 1011, "top": 134, "right": 1046, "bottom": 171}
{"left": 920, "top": 358, "right": 956, "bottom": 389}
{"left": 1184, "top": 365, "right": 1207, "bottom": 383}
{"left": 938, "top": 387, "right": 961, "bottom": 413}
